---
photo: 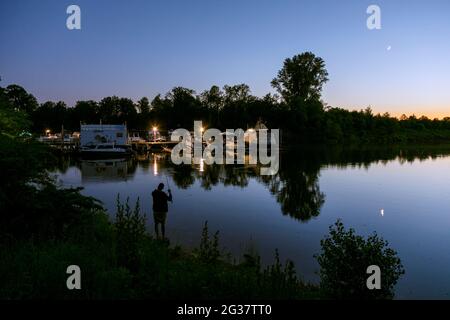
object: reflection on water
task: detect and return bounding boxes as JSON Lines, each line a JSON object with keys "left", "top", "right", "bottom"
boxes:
{"left": 53, "top": 144, "right": 450, "bottom": 298}
{"left": 80, "top": 159, "right": 129, "bottom": 182}
{"left": 153, "top": 156, "right": 158, "bottom": 176}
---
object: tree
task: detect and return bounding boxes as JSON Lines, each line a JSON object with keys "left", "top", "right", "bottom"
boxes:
{"left": 117, "top": 98, "right": 137, "bottom": 125}
{"left": 137, "top": 97, "right": 150, "bottom": 114}
{"left": 0, "top": 87, "right": 31, "bottom": 136}
{"left": 220, "top": 84, "right": 254, "bottom": 128}
{"left": 4, "top": 84, "right": 38, "bottom": 114}
{"left": 271, "top": 52, "right": 329, "bottom": 104}
{"left": 96, "top": 96, "right": 138, "bottom": 125}
{"left": 70, "top": 100, "right": 98, "bottom": 125}
{"left": 53, "top": 101, "right": 68, "bottom": 129}
{"left": 223, "top": 84, "right": 252, "bottom": 104}
{"left": 98, "top": 96, "right": 120, "bottom": 123}
{"left": 200, "top": 85, "right": 223, "bottom": 127}
{"left": 168, "top": 87, "right": 202, "bottom": 128}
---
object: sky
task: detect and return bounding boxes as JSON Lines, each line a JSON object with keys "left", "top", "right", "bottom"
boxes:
{"left": 1, "top": 0, "right": 449, "bottom": 118}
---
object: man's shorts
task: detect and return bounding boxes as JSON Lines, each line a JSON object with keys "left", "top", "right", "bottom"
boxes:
{"left": 153, "top": 211, "right": 167, "bottom": 224}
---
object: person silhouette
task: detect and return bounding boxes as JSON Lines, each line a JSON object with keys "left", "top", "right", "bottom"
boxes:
{"left": 151, "top": 183, "right": 172, "bottom": 239}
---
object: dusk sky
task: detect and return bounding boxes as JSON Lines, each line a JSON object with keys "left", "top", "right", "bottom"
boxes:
{"left": 1, "top": 0, "right": 449, "bottom": 118}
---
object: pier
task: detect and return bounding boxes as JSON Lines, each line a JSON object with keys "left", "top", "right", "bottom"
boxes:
{"left": 43, "top": 139, "right": 177, "bottom": 154}
{"left": 130, "top": 140, "right": 178, "bottom": 153}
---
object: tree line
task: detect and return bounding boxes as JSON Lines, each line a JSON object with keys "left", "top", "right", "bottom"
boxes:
{"left": 2, "top": 51, "right": 450, "bottom": 143}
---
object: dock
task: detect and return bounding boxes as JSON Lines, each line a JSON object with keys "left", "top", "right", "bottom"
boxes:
{"left": 130, "top": 140, "right": 178, "bottom": 153}
{"left": 43, "top": 139, "right": 177, "bottom": 155}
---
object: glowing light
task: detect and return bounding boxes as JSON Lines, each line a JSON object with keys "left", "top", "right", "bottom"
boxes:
{"left": 199, "top": 158, "right": 204, "bottom": 172}
{"left": 45, "top": 129, "right": 51, "bottom": 134}
{"left": 151, "top": 126, "right": 158, "bottom": 141}
{"left": 380, "top": 209, "right": 384, "bottom": 216}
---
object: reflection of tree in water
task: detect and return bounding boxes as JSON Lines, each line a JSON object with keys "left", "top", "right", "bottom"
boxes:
{"left": 221, "top": 166, "right": 251, "bottom": 188}
{"left": 68, "top": 144, "right": 450, "bottom": 223}
{"left": 126, "top": 158, "right": 137, "bottom": 176}
{"left": 167, "top": 161, "right": 253, "bottom": 191}
{"left": 199, "top": 164, "right": 221, "bottom": 190}
{"left": 158, "top": 149, "right": 325, "bottom": 222}
{"left": 172, "top": 165, "right": 196, "bottom": 189}
{"left": 257, "top": 149, "right": 325, "bottom": 222}
{"left": 54, "top": 155, "right": 77, "bottom": 174}
{"left": 256, "top": 144, "right": 450, "bottom": 221}
{"left": 198, "top": 164, "right": 255, "bottom": 189}
{"left": 263, "top": 171, "right": 324, "bottom": 222}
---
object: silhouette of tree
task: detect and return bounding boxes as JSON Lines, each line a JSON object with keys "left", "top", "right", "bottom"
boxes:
{"left": 271, "top": 52, "right": 328, "bottom": 103}
{"left": 137, "top": 97, "right": 150, "bottom": 114}
{"left": 3, "top": 84, "right": 38, "bottom": 114}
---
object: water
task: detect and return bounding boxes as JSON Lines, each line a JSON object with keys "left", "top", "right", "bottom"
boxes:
{"left": 52, "top": 145, "right": 450, "bottom": 299}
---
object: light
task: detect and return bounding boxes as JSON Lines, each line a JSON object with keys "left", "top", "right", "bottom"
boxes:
{"left": 151, "top": 126, "right": 158, "bottom": 141}
{"left": 45, "top": 129, "right": 51, "bottom": 134}
{"left": 200, "top": 127, "right": 205, "bottom": 132}
{"left": 380, "top": 209, "right": 384, "bottom": 217}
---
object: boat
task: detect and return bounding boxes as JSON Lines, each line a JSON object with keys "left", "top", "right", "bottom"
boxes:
{"left": 80, "top": 143, "right": 133, "bottom": 158}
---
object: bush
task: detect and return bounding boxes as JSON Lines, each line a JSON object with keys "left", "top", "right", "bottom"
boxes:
{"left": 316, "top": 220, "right": 405, "bottom": 299}
{"left": 196, "top": 221, "right": 221, "bottom": 263}
{"left": 114, "top": 195, "right": 147, "bottom": 272}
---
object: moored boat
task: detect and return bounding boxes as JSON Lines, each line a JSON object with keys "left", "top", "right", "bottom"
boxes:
{"left": 80, "top": 143, "right": 132, "bottom": 158}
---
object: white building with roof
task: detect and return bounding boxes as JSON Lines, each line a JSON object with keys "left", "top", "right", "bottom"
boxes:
{"left": 80, "top": 124, "right": 128, "bottom": 147}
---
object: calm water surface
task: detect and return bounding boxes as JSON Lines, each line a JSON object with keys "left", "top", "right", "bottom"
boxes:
{"left": 52, "top": 145, "right": 450, "bottom": 299}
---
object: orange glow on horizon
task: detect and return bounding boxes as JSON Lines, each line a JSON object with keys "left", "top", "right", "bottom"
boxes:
{"left": 344, "top": 106, "right": 450, "bottom": 120}
{"left": 390, "top": 111, "right": 450, "bottom": 120}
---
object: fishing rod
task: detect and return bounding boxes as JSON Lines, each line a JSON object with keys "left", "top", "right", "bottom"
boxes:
{"left": 164, "top": 172, "right": 173, "bottom": 203}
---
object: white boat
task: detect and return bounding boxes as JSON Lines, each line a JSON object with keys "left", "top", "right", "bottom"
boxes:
{"left": 80, "top": 143, "right": 132, "bottom": 158}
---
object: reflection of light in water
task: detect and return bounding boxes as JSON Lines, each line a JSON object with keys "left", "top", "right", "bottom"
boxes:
{"left": 380, "top": 209, "right": 384, "bottom": 216}
{"left": 199, "top": 158, "right": 204, "bottom": 172}
{"left": 153, "top": 156, "right": 158, "bottom": 176}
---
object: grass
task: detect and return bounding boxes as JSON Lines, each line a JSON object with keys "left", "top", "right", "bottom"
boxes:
{"left": 0, "top": 198, "right": 320, "bottom": 300}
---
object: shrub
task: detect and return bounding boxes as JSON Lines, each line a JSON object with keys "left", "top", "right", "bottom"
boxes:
{"left": 114, "top": 195, "right": 147, "bottom": 272}
{"left": 316, "top": 220, "right": 405, "bottom": 299}
{"left": 196, "top": 221, "right": 221, "bottom": 263}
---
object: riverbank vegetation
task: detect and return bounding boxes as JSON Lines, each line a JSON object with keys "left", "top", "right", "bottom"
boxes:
{"left": 2, "top": 52, "right": 450, "bottom": 144}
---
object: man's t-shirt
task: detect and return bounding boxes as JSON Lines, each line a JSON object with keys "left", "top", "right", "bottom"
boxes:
{"left": 152, "top": 189, "right": 172, "bottom": 212}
